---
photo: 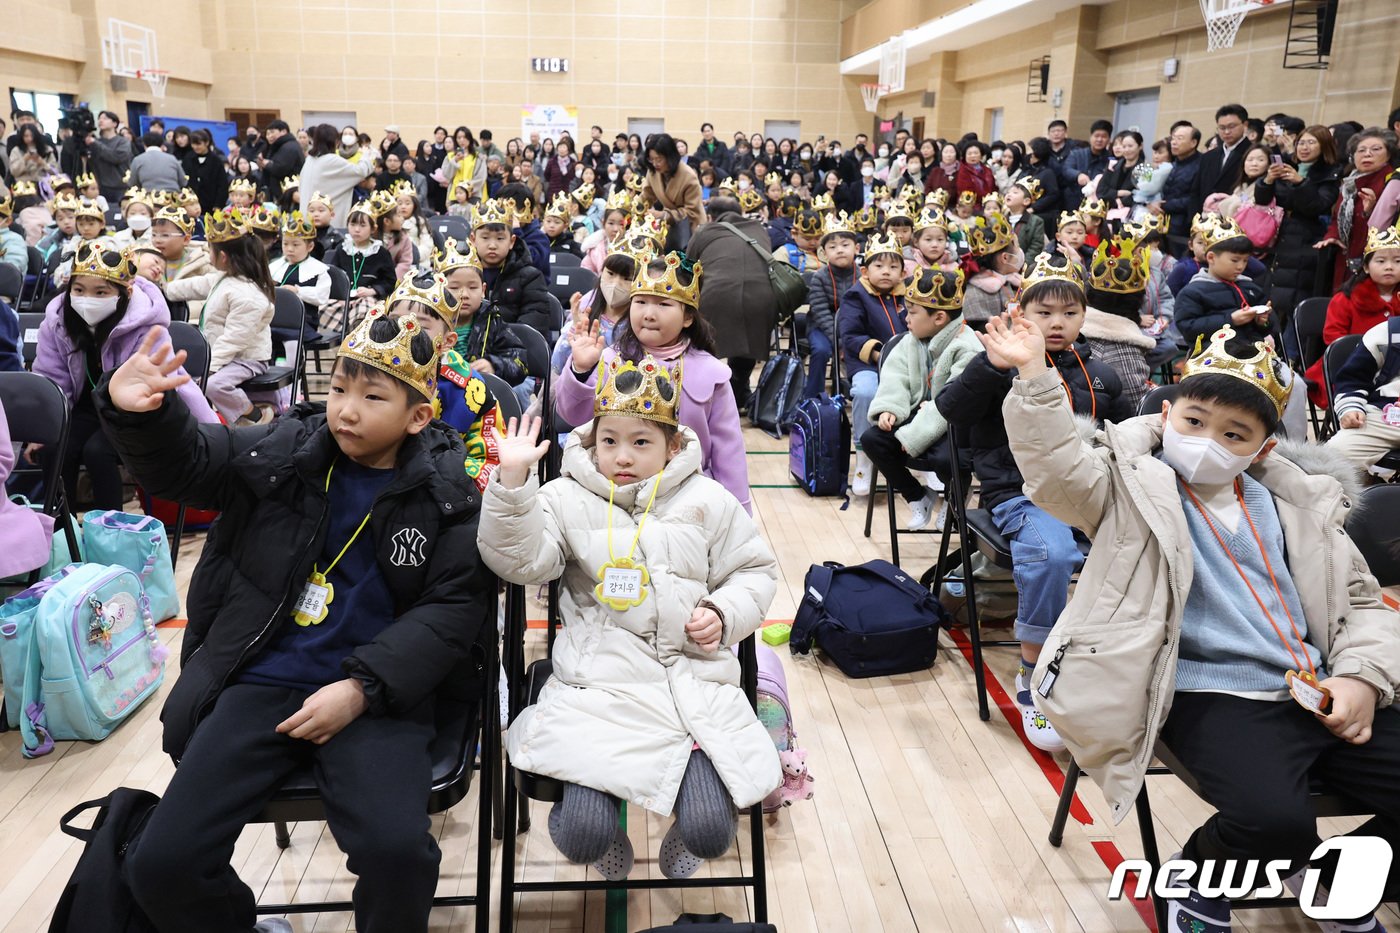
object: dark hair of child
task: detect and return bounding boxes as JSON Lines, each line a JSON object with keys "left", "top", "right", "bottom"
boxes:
{"left": 1177, "top": 372, "right": 1280, "bottom": 436}
{"left": 1085, "top": 285, "right": 1143, "bottom": 321}
{"left": 613, "top": 256, "right": 717, "bottom": 359}
{"left": 600, "top": 207, "right": 626, "bottom": 229}
{"left": 973, "top": 242, "right": 1019, "bottom": 273}
{"left": 211, "top": 234, "right": 277, "bottom": 303}
{"left": 1020, "top": 278, "right": 1086, "bottom": 310}
{"left": 1207, "top": 235, "right": 1255, "bottom": 258}
{"left": 333, "top": 315, "right": 436, "bottom": 407}
{"left": 883, "top": 217, "right": 913, "bottom": 234}
{"left": 586, "top": 253, "right": 639, "bottom": 326}
{"left": 276, "top": 187, "right": 298, "bottom": 215}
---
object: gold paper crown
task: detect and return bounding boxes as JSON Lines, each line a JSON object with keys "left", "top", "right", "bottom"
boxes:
{"left": 982, "top": 191, "right": 1004, "bottom": 212}
{"left": 367, "top": 190, "right": 398, "bottom": 218}
{"left": 852, "top": 204, "right": 879, "bottom": 232}
{"left": 1182, "top": 325, "right": 1289, "bottom": 418}
{"left": 1121, "top": 213, "right": 1167, "bottom": 248}
{"left": 810, "top": 192, "right": 835, "bottom": 213}
{"left": 10, "top": 181, "right": 36, "bottom": 198}
{"left": 204, "top": 207, "right": 251, "bottom": 244}
{"left": 1088, "top": 237, "right": 1150, "bottom": 295}
{"left": 633, "top": 252, "right": 702, "bottom": 308}
{"left": 956, "top": 190, "right": 977, "bottom": 208}
{"left": 544, "top": 192, "right": 571, "bottom": 219}
{"left": 737, "top": 188, "right": 764, "bottom": 213}
{"left": 967, "top": 211, "right": 1016, "bottom": 257}
{"left": 74, "top": 197, "right": 104, "bottom": 223}
{"left": 245, "top": 204, "right": 281, "bottom": 233}
{"left": 926, "top": 188, "right": 950, "bottom": 212}
{"left": 605, "top": 188, "right": 632, "bottom": 212}
{"left": 1365, "top": 224, "right": 1400, "bottom": 256}
{"left": 228, "top": 178, "right": 257, "bottom": 196}
{"left": 821, "top": 210, "right": 857, "bottom": 239}
{"left": 388, "top": 270, "right": 460, "bottom": 327}
{"left": 338, "top": 307, "right": 440, "bottom": 403}
{"left": 862, "top": 231, "right": 902, "bottom": 262}
{"left": 49, "top": 192, "right": 81, "bottom": 215}
{"left": 870, "top": 184, "right": 891, "bottom": 203}
{"left": 432, "top": 236, "right": 482, "bottom": 274}
{"left": 307, "top": 190, "right": 333, "bottom": 212}
{"left": 913, "top": 205, "right": 948, "bottom": 233}
{"left": 884, "top": 201, "right": 914, "bottom": 224}
{"left": 282, "top": 174, "right": 300, "bottom": 192}
{"left": 793, "top": 209, "right": 823, "bottom": 238}
{"left": 178, "top": 187, "right": 200, "bottom": 206}
{"left": 388, "top": 179, "right": 414, "bottom": 200}
{"left": 717, "top": 178, "right": 739, "bottom": 198}
{"left": 633, "top": 212, "right": 668, "bottom": 246}
{"left": 625, "top": 173, "right": 646, "bottom": 195}
{"left": 147, "top": 189, "right": 174, "bottom": 208}
{"left": 593, "top": 355, "right": 681, "bottom": 427}
{"left": 121, "top": 185, "right": 144, "bottom": 204}
{"left": 906, "top": 267, "right": 965, "bottom": 311}
{"left": 75, "top": 172, "right": 96, "bottom": 189}
{"left": 154, "top": 204, "right": 195, "bottom": 235}
{"left": 1012, "top": 177, "right": 1043, "bottom": 202}
{"left": 1019, "top": 252, "right": 1086, "bottom": 298}
{"left": 474, "top": 198, "right": 514, "bottom": 227}
{"left": 1079, "top": 197, "right": 1107, "bottom": 221}
{"left": 1192, "top": 212, "right": 1246, "bottom": 250}
{"left": 281, "top": 210, "right": 316, "bottom": 239}
{"left": 571, "top": 183, "right": 596, "bottom": 206}
{"left": 900, "top": 189, "right": 925, "bottom": 212}
{"left": 607, "top": 231, "right": 658, "bottom": 265}
{"left": 0, "top": 195, "right": 11, "bottom": 219}
{"left": 71, "top": 241, "right": 137, "bottom": 288}
{"left": 49, "top": 174, "right": 74, "bottom": 191}
{"left": 1058, "top": 209, "right": 1089, "bottom": 230}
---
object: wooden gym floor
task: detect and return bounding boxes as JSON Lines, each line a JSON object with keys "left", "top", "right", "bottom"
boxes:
{"left": 1, "top": 427, "right": 1396, "bottom": 932}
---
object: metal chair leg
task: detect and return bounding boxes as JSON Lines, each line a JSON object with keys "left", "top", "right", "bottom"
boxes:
{"left": 1048, "top": 761, "right": 1081, "bottom": 847}
{"left": 1134, "top": 781, "right": 1167, "bottom": 932}
{"left": 885, "top": 469, "right": 901, "bottom": 567}
{"left": 274, "top": 821, "right": 291, "bottom": 849}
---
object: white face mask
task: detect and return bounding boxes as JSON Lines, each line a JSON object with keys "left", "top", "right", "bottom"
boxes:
{"left": 1161, "top": 416, "right": 1263, "bottom": 485}
{"left": 738, "top": 180, "right": 751, "bottom": 190}
{"left": 71, "top": 294, "right": 121, "bottom": 326}
{"left": 607, "top": 169, "right": 618, "bottom": 180}
{"left": 878, "top": 148, "right": 890, "bottom": 158}
{"left": 861, "top": 166, "right": 875, "bottom": 178}
{"left": 127, "top": 214, "right": 152, "bottom": 233}
{"left": 342, "top": 133, "right": 357, "bottom": 146}
{"left": 800, "top": 150, "right": 811, "bottom": 160}
{"left": 600, "top": 280, "right": 632, "bottom": 308}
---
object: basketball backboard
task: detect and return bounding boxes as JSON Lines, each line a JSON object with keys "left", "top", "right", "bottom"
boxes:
{"left": 101, "top": 19, "right": 159, "bottom": 79}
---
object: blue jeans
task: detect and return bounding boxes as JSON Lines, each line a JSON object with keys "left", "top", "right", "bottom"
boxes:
{"left": 850, "top": 370, "right": 879, "bottom": 449}
{"left": 803, "top": 329, "right": 833, "bottom": 399}
{"left": 990, "top": 495, "right": 1086, "bottom": 645}
{"left": 512, "top": 375, "right": 536, "bottom": 413}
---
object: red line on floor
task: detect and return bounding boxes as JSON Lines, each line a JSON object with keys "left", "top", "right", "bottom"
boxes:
{"left": 946, "top": 626, "right": 1157, "bottom": 932}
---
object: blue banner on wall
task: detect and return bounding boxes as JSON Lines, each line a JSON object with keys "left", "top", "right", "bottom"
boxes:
{"left": 138, "top": 115, "right": 239, "bottom": 154}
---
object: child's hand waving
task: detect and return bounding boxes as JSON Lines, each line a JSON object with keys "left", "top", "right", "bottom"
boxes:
{"left": 568, "top": 306, "right": 606, "bottom": 375}
{"left": 107, "top": 326, "right": 192, "bottom": 413}
{"left": 981, "top": 310, "right": 1046, "bottom": 376}
{"left": 491, "top": 415, "right": 550, "bottom": 488}
{"left": 686, "top": 605, "right": 723, "bottom": 652}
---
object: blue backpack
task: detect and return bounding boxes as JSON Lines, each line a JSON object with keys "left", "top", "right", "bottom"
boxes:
{"left": 790, "top": 560, "right": 946, "bottom": 678}
{"left": 788, "top": 344, "right": 849, "bottom": 496}
{"left": 17, "top": 563, "right": 167, "bottom": 758}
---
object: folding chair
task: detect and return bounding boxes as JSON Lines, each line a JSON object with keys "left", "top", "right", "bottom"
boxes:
{"left": 548, "top": 265, "right": 596, "bottom": 306}
{"left": 19, "top": 246, "right": 43, "bottom": 309}
{"left": 252, "top": 611, "right": 497, "bottom": 932}
{"left": 0, "top": 264, "right": 21, "bottom": 304}
{"left": 0, "top": 371, "right": 82, "bottom": 569}
{"left": 1348, "top": 484, "right": 1400, "bottom": 586}
{"left": 239, "top": 287, "right": 303, "bottom": 405}
{"left": 548, "top": 251, "right": 582, "bottom": 269}
{"left": 17, "top": 311, "right": 43, "bottom": 368}
{"left": 1138, "top": 383, "right": 1180, "bottom": 416}
{"left": 544, "top": 291, "right": 565, "bottom": 343}
{"left": 162, "top": 322, "right": 210, "bottom": 565}
{"left": 1292, "top": 296, "right": 1330, "bottom": 436}
{"left": 301, "top": 266, "right": 351, "bottom": 393}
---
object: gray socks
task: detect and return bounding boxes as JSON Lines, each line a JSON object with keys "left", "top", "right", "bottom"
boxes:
{"left": 548, "top": 782, "right": 620, "bottom": 864}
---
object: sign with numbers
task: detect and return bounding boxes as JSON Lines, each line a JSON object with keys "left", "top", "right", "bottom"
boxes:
{"left": 531, "top": 58, "right": 569, "bottom": 73}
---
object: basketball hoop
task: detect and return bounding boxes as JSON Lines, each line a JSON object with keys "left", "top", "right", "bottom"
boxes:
{"left": 1199, "top": 0, "right": 1272, "bottom": 50}
{"left": 136, "top": 69, "right": 169, "bottom": 99}
{"left": 861, "top": 84, "right": 891, "bottom": 114}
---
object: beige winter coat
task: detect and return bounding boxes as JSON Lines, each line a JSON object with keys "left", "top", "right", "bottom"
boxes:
{"left": 478, "top": 427, "right": 783, "bottom": 815}
{"left": 165, "top": 271, "right": 274, "bottom": 372}
{"left": 1004, "top": 366, "right": 1400, "bottom": 823}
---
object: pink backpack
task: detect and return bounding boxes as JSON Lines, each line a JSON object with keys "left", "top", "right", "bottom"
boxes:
{"left": 752, "top": 643, "right": 816, "bottom": 811}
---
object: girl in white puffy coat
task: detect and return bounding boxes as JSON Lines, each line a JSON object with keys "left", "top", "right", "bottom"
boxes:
{"left": 478, "top": 356, "right": 781, "bottom": 881}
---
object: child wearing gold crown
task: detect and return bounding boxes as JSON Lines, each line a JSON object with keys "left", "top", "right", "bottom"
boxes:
{"left": 271, "top": 211, "right": 332, "bottom": 323}
{"left": 165, "top": 209, "right": 279, "bottom": 424}
{"left": 557, "top": 252, "right": 752, "bottom": 512}
{"left": 552, "top": 233, "right": 652, "bottom": 375}
{"left": 1329, "top": 300, "right": 1400, "bottom": 473}
{"left": 1175, "top": 214, "right": 1272, "bottom": 348}
{"left": 993, "top": 319, "right": 1400, "bottom": 933}
{"left": 430, "top": 238, "right": 530, "bottom": 406}
{"left": 32, "top": 242, "right": 216, "bottom": 513}
{"left": 110, "top": 191, "right": 155, "bottom": 251}
{"left": 471, "top": 197, "right": 553, "bottom": 336}
{"left": 302, "top": 190, "right": 343, "bottom": 260}
{"left": 99, "top": 308, "right": 493, "bottom": 933}
{"left": 541, "top": 192, "right": 584, "bottom": 259}
{"left": 1079, "top": 236, "right": 1162, "bottom": 410}
{"left": 325, "top": 198, "right": 398, "bottom": 331}
{"left": 1303, "top": 225, "right": 1400, "bottom": 406}
{"left": 36, "top": 192, "right": 80, "bottom": 264}
{"left": 480, "top": 359, "right": 781, "bottom": 882}
{"left": 963, "top": 212, "right": 1026, "bottom": 327}
{"left": 936, "top": 256, "right": 1130, "bottom": 751}
{"left": 804, "top": 213, "right": 860, "bottom": 400}
{"left": 0, "top": 195, "right": 29, "bottom": 277}
{"left": 579, "top": 201, "right": 630, "bottom": 275}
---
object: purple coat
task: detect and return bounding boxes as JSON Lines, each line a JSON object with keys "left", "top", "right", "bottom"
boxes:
{"left": 553, "top": 346, "right": 752, "bottom": 514}
{"left": 34, "top": 277, "right": 218, "bottom": 423}
{"left": 0, "top": 397, "right": 53, "bottom": 578}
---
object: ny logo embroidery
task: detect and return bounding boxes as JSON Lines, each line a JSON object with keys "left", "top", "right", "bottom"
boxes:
{"left": 389, "top": 527, "right": 427, "bottom": 567}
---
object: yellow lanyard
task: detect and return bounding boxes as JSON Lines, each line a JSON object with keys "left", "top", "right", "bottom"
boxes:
{"left": 314, "top": 460, "right": 375, "bottom": 578}
{"left": 606, "top": 468, "right": 664, "bottom": 564}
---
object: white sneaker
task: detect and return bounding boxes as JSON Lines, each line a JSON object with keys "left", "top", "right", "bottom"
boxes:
{"left": 1015, "top": 668, "right": 1066, "bottom": 753}
{"left": 852, "top": 451, "right": 873, "bottom": 496}
{"left": 915, "top": 470, "right": 945, "bottom": 494}
{"left": 932, "top": 501, "right": 947, "bottom": 531}
{"left": 1284, "top": 868, "right": 1387, "bottom": 932}
{"left": 255, "top": 921, "right": 293, "bottom": 933}
{"left": 908, "top": 493, "right": 938, "bottom": 531}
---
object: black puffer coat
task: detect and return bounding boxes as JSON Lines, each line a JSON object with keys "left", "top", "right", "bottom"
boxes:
{"left": 1255, "top": 161, "right": 1342, "bottom": 319}
{"left": 95, "top": 388, "right": 494, "bottom": 759}
{"left": 488, "top": 237, "right": 553, "bottom": 337}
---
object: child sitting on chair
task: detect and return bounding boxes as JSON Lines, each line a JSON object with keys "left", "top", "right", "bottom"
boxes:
{"left": 479, "top": 360, "right": 781, "bottom": 882}
{"left": 100, "top": 308, "right": 493, "bottom": 933}
{"left": 997, "top": 318, "right": 1400, "bottom": 933}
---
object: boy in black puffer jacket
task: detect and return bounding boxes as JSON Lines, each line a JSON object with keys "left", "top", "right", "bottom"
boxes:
{"left": 98, "top": 312, "right": 494, "bottom": 933}
{"left": 473, "top": 197, "right": 552, "bottom": 337}
{"left": 936, "top": 254, "right": 1129, "bottom": 755}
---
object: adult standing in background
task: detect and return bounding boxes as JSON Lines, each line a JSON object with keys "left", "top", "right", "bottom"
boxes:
{"left": 1317, "top": 127, "right": 1397, "bottom": 288}
{"left": 182, "top": 128, "right": 229, "bottom": 211}
{"left": 1061, "top": 120, "right": 1113, "bottom": 212}
{"left": 644, "top": 133, "right": 706, "bottom": 249}
{"left": 421, "top": 127, "right": 449, "bottom": 212}
{"left": 90, "top": 110, "right": 133, "bottom": 205}
{"left": 379, "top": 125, "right": 409, "bottom": 162}
{"left": 542, "top": 138, "right": 577, "bottom": 200}
{"left": 298, "top": 123, "right": 375, "bottom": 226}
{"left": 443, "top": 127, "right": 487, "bottom": 202}
{"left": 1254, "top": 124, "right": 1341, "bottom": 327}
{"left": 128, "top": 133, "right": 187, "bottom": 192}
{"left": 258, "top": 120, "right": 305, "bottom": 201}
{"left": 1045, "top": 119, "right": 1080, "bottom": 182}
{"left": 1191, "top": 103, "right": 1250, "bottom": 215}
{"left": 696, "top": 123, "right": 730, "bottom": 178}
{"left": 7, "top": 124, "right": 58, "bottom": 185}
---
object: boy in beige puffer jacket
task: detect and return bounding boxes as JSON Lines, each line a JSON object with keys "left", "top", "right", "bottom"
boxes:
{"left": 992, "top": 316, "right": 1400, "bottom": 933}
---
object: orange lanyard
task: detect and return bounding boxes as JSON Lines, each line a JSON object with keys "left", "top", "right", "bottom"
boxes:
{"left": 1048, "top": 347, "right": 1096, "bottom": 422}
{"left": 1226, "top": 280, "right": 1249, "bottom": 309}
{"left": 875, "top": 294, "right": 898, "bottom": 335}
{"left": 1179, "top": 477, "right": 1318, "bottom": 681}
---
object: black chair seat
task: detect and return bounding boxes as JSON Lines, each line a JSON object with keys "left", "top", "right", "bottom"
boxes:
{"left": 241, "top": 365, "right": 296, "bottom": 392}
{"left": 513, "top": 659, "right": 564, "bottom": 803}
{"left": 304, "top": 331, "right": 338, "bottom": 350}
{"left": 964, "top": 508, "right": 1013, "bottom": 569}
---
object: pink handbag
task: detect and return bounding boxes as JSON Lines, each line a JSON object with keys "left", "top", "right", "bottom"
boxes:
{"left": 1235, "top": 201, "right": 1284, "bottom": 249}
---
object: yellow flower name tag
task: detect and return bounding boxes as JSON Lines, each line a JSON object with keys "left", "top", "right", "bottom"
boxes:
{"left": 595, "top": 557, "right": 649, "bottom": 611}
{"left": 293, "top": 572, "right": 334, "bottom": 626}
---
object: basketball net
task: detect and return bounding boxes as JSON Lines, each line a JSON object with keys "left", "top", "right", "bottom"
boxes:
{"left": 1200, "top": 0, "right": 1272, "bottom": 50}
{"left": 861, "top": 84, "right": 890, "bottom": 114}
{"left": 137, "top": 69, "right": 168, "bottom": 99}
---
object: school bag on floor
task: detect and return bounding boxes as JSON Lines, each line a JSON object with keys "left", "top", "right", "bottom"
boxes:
{"left": 788, "top": 342, "right": 849, "bottom": 496}
{"left": 80, "top": 511, "right": 180, "bottom": 622}
{"left": 49, "top": 787, "right": 160, "bottom": 933}
{"left": 0, "top": 565, "right": 74, "bottom": 727}
{"left": 751, "top": 643, "right": 815, "bottom": 812}
{"left": 790, "top": 559, "right": 946, "bottom": 678}
{"left": 749, "top": 322, "right": 805, "bottom": 438}
{"left": 19, "top": 563, "right": 168, "bottom": 758}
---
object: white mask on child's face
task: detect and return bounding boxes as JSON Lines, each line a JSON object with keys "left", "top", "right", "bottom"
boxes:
{"left": 127, "top": 214, "right": 152, "bottom": 233}
{"left": 71, "top": 294, "right": 121, "bottom": 326}
{"left": 1161, "top": 417, "right": 1263, "bottom": 486}
{"left": 342, "top": 133, "right": 357, "bottom": 146}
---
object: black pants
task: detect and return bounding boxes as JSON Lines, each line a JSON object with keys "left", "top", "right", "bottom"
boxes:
{"left": 126, "top": 683, "right": 439, "bottom": 933}
{"left": 729, "top": 357, "right": 758, "bottom": 409}
{"left": 859, "top": 424, "right": 955, "bottom": 502}
{"left": 1161, "top": 692, "right": 1400, "bottom": 872}
{"left": 52, "top": 401, "right": 124, "bottom": 510}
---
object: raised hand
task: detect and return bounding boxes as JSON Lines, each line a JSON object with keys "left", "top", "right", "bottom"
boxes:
{"left": 568, "top": 313, "right": 606, "bottom": 374}
{"left": 107, "top": 327, "right": 191, "bottom": 413}
{"left": 490, "top": 415, "right": 550, "bottom": 488}
{"left": 980, "top": 310, "right": 1045, "bottom": 374}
